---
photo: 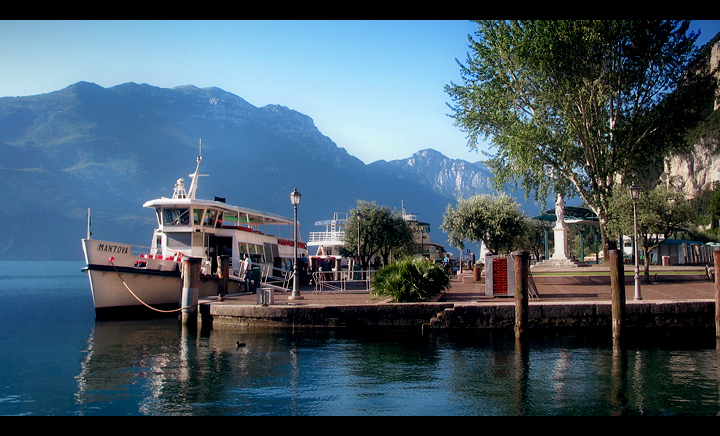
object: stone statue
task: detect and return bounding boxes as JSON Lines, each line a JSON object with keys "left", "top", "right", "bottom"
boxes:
{"left": 551, "top": 192, "right": 569, "bottom": 261}
{"left": 555, "top": 193, "right": 565, "bottom": 225}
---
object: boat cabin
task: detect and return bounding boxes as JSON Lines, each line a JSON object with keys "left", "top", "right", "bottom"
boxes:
{"left": 143, "top": 177, "right": 306, "bottom": 277}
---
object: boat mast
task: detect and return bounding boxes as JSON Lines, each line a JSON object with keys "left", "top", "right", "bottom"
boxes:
{"left": 187, "top": 139, "right": 207, "bottom": 200}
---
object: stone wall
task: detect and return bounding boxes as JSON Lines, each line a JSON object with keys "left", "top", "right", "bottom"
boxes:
{"left": 429, "top": 301, "right": 715, "bottom": 330}
{"left": 200, "top": 300, "right": 716, "bottom": 331}
{"left": 203, "top": 302, "right": 455, "bottom": 329}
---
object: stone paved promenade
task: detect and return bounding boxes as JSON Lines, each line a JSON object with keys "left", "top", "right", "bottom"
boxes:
{"left": 204, "top": 264, "right": 717, "bottom": 308}
{"left": 444, "top": 265, "right": 716, "bottom": 303}
{"left": 196, "top": 265, "right": 718, "bottom": 330}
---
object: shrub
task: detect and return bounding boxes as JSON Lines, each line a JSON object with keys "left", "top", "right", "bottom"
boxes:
{"left": 371, "top": 256, "right": 450, "bottom": 302}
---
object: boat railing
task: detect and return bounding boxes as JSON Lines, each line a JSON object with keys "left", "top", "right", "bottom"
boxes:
{"left": 307, "top": 231, "right": 345, "bottom": 243}
{"left": 131, "top": 244, "right": 184, "bottom": 261}
{"left": 312, "top": 269, "right": 376, "bottom": 293}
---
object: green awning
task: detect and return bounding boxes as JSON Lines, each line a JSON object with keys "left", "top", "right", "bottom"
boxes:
{"left": 533, "top": 206, "right": 599, "bottom": 226}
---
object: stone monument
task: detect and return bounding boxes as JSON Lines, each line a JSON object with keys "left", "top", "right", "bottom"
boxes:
{"left": 533, "top": 193, "right": 580, "bottom": 268}
{"left": 552, "top": 193, "right": 569, "bottom": 260}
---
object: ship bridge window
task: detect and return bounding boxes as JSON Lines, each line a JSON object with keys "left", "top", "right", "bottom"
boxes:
{"left": 193, "top": 209, "right": 204, "bottom": 226}
{"left": 204, "top": 209, "right": 219, "bottom": 227}
{"left": 162, "top": 208, "right": 190, "bottom": 226}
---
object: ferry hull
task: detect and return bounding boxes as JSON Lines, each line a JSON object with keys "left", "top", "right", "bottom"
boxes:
{"left": 82, "top": 239, "right": 242, "bottom": 318}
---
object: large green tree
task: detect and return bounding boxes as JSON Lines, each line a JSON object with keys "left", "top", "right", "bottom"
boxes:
{"left": 446, "top": 20, "right": 714, "bottom": 259}
{"left": 342, "top": 200, "right": 414, "bottom": 270}
{"left": 606, "top": 184, "right": 694, "bottom": 281}
{"left": 441, "top": 193, "right": 528, "bottom": 255}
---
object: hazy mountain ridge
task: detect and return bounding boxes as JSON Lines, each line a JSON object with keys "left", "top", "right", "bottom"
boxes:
{"left": 4, "top": 35, "right": 718, "bottom": 260}
{"left": 371, "top": 148, "right": 495, "bottom": 200}
{"left": 0, "top": 82, "right": 515, "bottom": 260}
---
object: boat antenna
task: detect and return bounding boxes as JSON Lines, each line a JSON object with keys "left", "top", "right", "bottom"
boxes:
{"left": 187, "top": 139, "right": 208, "bottom": 199}
{"left": 87, "top": 208, "right": 92, "bottom": 239}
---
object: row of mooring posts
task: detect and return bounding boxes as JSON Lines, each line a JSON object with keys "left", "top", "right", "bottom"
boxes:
{"left": 513, "top": 248, "right": 720, "bottom": 345}
{"left": 512, "top": 249, "right": 626, "bottom": 340}
{"left": 180, "top": 250, "right": 720, "bottom": 340}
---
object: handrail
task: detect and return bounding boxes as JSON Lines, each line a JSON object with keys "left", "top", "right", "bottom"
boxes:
{"left": 260, "top": 265, "right": 293, "bottom": 291}
{"left": 312, "top": 269, "right": 377, "bottom": 293}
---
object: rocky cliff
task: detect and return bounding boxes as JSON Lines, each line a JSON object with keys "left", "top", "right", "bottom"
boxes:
{"left": 664, "top": 36, "right": 720, "bottom": 197}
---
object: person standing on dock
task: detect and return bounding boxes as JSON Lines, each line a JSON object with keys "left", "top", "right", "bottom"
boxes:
{"left": 299, "top": 253, "right": 309, "bottom": 286}
{"left": 242, "top": 253, "right": 253, "bottom": 292}
{"left": 320, "top": 257, "right": 330, "bottom": 281}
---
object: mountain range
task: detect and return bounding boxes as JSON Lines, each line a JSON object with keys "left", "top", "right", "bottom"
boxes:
{"left": 0, "top": 81, "right": 534, "bottom": 261}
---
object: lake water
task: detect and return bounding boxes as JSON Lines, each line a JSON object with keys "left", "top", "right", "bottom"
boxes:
{"left": 2, "top": 261, "right": 720, "bottom": 416}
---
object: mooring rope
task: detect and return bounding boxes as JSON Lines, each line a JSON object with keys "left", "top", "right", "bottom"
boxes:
{"left": 109, "top": 257, "right": 196, "bottom": 313}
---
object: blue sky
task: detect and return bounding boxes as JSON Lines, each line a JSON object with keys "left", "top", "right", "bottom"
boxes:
{"left": 1, "top": 20, "right": 719, "bottom": 164}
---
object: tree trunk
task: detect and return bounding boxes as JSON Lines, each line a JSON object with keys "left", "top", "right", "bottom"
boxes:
{"left": 598, "top": 215, "right": 611, "bottom": 262}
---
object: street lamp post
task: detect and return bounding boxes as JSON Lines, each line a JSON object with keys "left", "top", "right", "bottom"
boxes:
{"left": 630, "top": 181, "right": 642, "bottom": 300}
{"left": 289, "top": 188, "right": 303, "bottom": 300}
{"left": 356, "top": 211, "right": 362, "bottom": 261}
{"left": 356, "top": 211, "right": 362, "bottom": 279}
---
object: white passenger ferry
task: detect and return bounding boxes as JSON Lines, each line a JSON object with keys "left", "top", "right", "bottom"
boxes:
{"left": 82, "top": 143, "right": 307, "bottom": 318}
{"left": 401, "top": 202, "right": 448, "bottom": 262}
{"left": 306, "top": 204, "right": 450, "bottom": 274}
{"left": 307, "top": 212, "right": 349, "bottom": 273}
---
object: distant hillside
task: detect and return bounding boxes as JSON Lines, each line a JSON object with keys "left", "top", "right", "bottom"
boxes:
{"left": 0, "top": 82, "right": 522, "bottom": 260}
{"left": 370, "top": 148, "right": 495, "bottom": 199}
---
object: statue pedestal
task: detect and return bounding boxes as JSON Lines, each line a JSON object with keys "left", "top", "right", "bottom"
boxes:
{"left": 533, "top": 222, "right": 582, "bottom": 268}
{"left": 552, "top": 224, "right": 568, "bottom": 260}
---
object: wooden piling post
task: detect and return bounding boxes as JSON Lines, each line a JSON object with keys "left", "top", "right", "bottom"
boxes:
{"left": 217, "top": 255, "right": 229, "bottom": 295}
{"left": 714, "top": 248, "right": 720, "bottom": 345}
{"left": 610, "top": 249, "right": 626, "bottom": 339}
{"left": 181, "top": 257, "right": 202, "bottom": 325}
{"left": 514, "top": 250, "right": 529, "bottom": 340}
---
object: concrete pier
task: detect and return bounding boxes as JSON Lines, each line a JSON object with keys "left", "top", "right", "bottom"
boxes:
{"left": 196, "top": 265, "right": 717, "bottom": 331}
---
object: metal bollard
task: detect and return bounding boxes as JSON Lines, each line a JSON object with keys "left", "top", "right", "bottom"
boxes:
{"left": 256, "top": 287, "right": 274, "bottom": 305}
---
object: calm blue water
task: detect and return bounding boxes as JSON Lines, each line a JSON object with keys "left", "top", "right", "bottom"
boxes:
{"left": 2, "top": 261, "right": 720, "bottom": 416}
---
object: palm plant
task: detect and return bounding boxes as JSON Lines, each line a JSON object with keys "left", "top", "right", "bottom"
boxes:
{"left": 371, "top": 256, "right": 450, "bottom": 302}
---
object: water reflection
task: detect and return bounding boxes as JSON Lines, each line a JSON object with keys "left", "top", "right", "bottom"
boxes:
{"left": 74, "top": 321, "right": 720, "bottom": 416}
